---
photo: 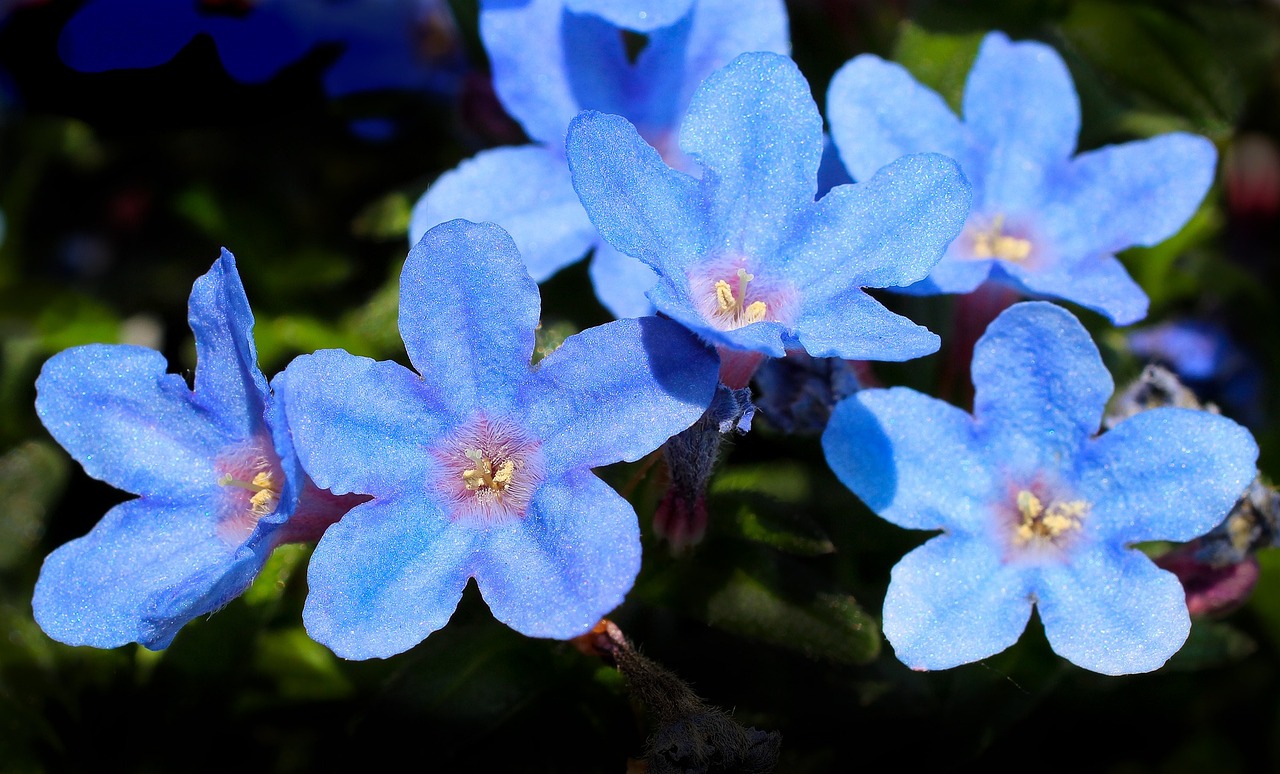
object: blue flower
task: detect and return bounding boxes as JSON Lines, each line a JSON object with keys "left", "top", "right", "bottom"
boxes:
{"left": 566, "top": 52, "right": 970, "bottom": 383}
{"left": 827, "top": 31, "right": 1217, "bottom": 325}
{"left": 821, "top": 302, "right": 1258, "bottom": 675}
{"left": 32, "top": 250, "right": 356, "bottom": 650}
{"left": 409, "top": 0, "right": 789, "bottom": 318}
{"left": 563, "top": 0, "right": 693, "bottom": 31}
{"left": 280, "top": 219, "right": 719, "bottom": 659}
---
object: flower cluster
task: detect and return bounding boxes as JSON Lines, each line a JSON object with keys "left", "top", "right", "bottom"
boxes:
{"left": 32, "top": 2, "right": 1259, "bottom": 683}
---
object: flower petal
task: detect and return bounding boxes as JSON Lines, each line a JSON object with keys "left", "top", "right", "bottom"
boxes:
{"left": 563, "top": 0, "right": 693, "bottom": 31}
{"left": 826, "top": 54, "right": 971, "bottom": 182}
{"left": 1004, "top": 253, "right": 1149, "bottom": 325}
{"left": 400, "top": 220, "right": 538, "bottom": 414}
{"left": 520, "top": 316, "right": 718, "bottom": 476}
{"left": 409, "top": 146, "right": 598, "bottom": 282}
{"left": 823, "top": 388, "right": 992, "bottom": 533}
{"left": 35, "top": 345, "right": 225, "bottom": 498}
{"left": 473, "top": 469, "right": 641, "bottom": 638}
{"left": 1077, "top": 407, "right": 1257, "bottom": 544}
{"left": 189, "top": 249, "right": 268, "bottom": 439}
{"left": 883, "top": 534, "right": 1033, "bottom": 670}
{"left": 567, "top": 110, "right": 708, "bottom": 273}
{"left": 589, "top": 243, "right": 659, "bottom": 319}
{"left": 1037, "top": 547, "right": 1191, "bottom": 675}
{"left": 970, "top": 302, "right": 1112, "bottom": 477}
{"left": 795, "top": 289, "right": 939, "bottom": 361}
{"left": 679, "top": 52, "right": 822, "bottom": 256}
{"left": 32, "top": 498, "right": 257, "bottom": 650}
{"left": 963, "top": 32, "right": 1079, "bottom": 210}
{"left": 279, "top": 350, "right": 447, "bottom": 498}
{"left": 303, "top": 498, "right": 481, "bottom": 660}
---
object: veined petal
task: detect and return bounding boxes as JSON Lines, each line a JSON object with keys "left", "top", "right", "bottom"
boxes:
{"left": 520, "top": 316, "right": 718, "bottom": 476}
{"left": 33, "top": 498, "right": 253, "bottom": 650}
{"left": 1006, "top": 253, "right": 1149, "bottom": 325}
{"left": 564, "top": 0, "right": 693, "bottom": 31}
{"left": 823, "top": 388, "right": 992, "bottom": 533}
{"left": 409, "top": 146, "right": 598, "bottom": 282}
{"left": 400, "top": 220, "right": 538, "bottom": 414}
{"left": 189, "top": 249, "right": 268, "bottom": 439}
{"left": 795, "top": 289, "right": 939, "bottom": 361}
{"left": 1037, "top": 547, "right": 1191, "bottom": 675}
{"left": 303, "top": 498, "right": 481, "bottom": 660}
{"left": 567, "top": 110, "right": 708, "bottom": 273}
{"left": 35, "top": 345, "right": 226, "bottom": 498}
{"left": 474, "top": 469, "right": 641, "bottom": 638}
{"left": 827, "top": 54, "right": 971, "bottom": 182}
{"left": 971, "top": 302, "right": 1112, "bottom": 477}
{"left": 1042, "top": 133, "right": 1217, "bottom": 260}
{"left": 883, "top": 534, "right": 1033, "bottom": 670}
{"left": 680, "top": 52, "right": 822, "bottom": 257}
{"left": 964, "top": 32, "right": 1079, "bottom": 210}
{"left": 1077, "top": 408, "right": 1257, "bottom": 545}
{"left": 280, "top": 350, "right": 447, "bottom": 498}
{"left": 589, "top": 243, "right": 658, "bottom": 319}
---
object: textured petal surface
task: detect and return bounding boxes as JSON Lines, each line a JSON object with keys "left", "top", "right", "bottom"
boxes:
{"left": 1077, "top": 408, "right": 1257, "bottom": 544}
{"left": 33, "top": 498, "right": 250, "bottom": 649}
{"left": 281, "top": 350, "right": 448, "bottom": 498}
{"left": 520, "top": 316, "right": 718, "bottom": 476}
{"left": 824, "top": 388, "right": 993, "bottom": 533}
{"left": 971, "top": 302, "right": 1112, "bottom": 477}
{"left": 963, "top": 32, "right": 1079, "bottom": 210}
{"left": 883, "top": 534, "right": 1033, "bottom": 671}
{"left": 474, "top": 469, "right": 641, "bottom": 638}
{"left": 827, "top": 54, "right": 970, "bottom": 182}
{"left": 680, "top": 52, "right": 822, "bottom": 257}
{"left": 1037, "top": 547, "right": 1191, "bottom": 675}
{"left": 1006, "top": 254, "right": 1149, "bottom": 325}
{"left": 567, "top": 110, "right": 708, "bottom": 273}
{"left": 588, "top": 243, "right": 659, "bottom": 318}
{"left": 36, "top": 345, "right": 225, "bottom": 498}
{"left": 189, "top": 249, "right": 268, "bottom": 439}
{"left": 303, "top": 498, "right": 482, "bottom": 660}
{"left": 677, "top": 0, "right": 790, "bottom": 121}
{"left": 400, "top": 220, "right": 538, "bottom": 414}
{"left": 795, "top": 290, "right": 939, "bottom": 361}
{"left": 564, "top": 0, "right": 692, "bottom": 31}
{"left": 408, "top": 146, "right": 597, "bottom": 282}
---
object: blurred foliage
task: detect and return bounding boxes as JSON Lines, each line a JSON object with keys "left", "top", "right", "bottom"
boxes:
{"left": 0, "top": 0, "right": 1279, "bottom": 772}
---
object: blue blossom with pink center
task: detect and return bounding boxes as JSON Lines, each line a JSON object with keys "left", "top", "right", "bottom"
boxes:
{"left": 567, "top": 51, "right": 970, "bottom": 385}
{"left": 822, "top": 301, "right": 1258, "bottom": 675}
{"left": 826, "top": 31, "right": 1217, "bottom": 325}
{"left": 32, "top": 250, "right": 359, "bottom": 650}
{"left": 281, "top": 219, "right": 719, "bottom": 659}
{"left": 410, "top": 0, "right": 789, "bottom": 318}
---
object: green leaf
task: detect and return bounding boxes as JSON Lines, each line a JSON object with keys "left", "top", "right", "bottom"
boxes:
{"left": 1164, "top": 619, "right": 1257, "bottom": 672}
{"left": 0, "top": 441, "right": 68, "bottom": 571}
{"left": 891, "top": 22, "right": 984, "bottom": 112}
{"left": 253, "top": 628, "right": 353, "bottom": 701}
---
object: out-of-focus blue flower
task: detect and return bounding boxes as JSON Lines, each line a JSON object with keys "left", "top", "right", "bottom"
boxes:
{"left": 827, "top": 31, "right": 1217, "bottom": 325}
{"left": 564, "top": 0, "right": 692, "bottom": 31}
{"left": 567, "top": 52, "right": 969, "bottom": 382}
{"left": 281, "top": 219, "right": 719, "bottom": 659}
{"left": 410, "top": 0, "right": 789, "bottom": 319}
{"left": 58, "top": 0, "right": 465, "bottom": 100}
{"left": 32, "top": 250, "right": 358, "bottom": 650}
{"left": 822, "top": 302, "right": 1257, "bottom": 675}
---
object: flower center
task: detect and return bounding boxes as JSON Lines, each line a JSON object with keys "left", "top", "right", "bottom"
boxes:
{"left": 216, "top": 439, "right": 284, "bottom": 543}
{"left": 713, "top": 268, "right": 769, "bottom": 328}
{"left": 433, "top": 415, "right": 544, "bottom": 525}
{"left": 970, "top": 214, "right": 1032, "bottom": 262}
{"left": 1012, "top": 489, "right": 1087, "bottom": 548}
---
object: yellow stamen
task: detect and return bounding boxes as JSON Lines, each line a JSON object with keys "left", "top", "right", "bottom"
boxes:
{"left": 971, "top": 215, "right": 1032, "bottom": 261}
{"left": 462, "top": 448, "right": 516, "bottom": 493}
{"left": 1014, "top": 490, "right": 1086, "bottom": 546}
{"left": 219, "top": 470, "right": 280, "bottom": 517}
{"left": 713, "top": 268, "right": 768, "bottom": 326}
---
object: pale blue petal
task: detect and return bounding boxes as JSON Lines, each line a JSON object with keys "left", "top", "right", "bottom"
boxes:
{"left": 823, "top": 388, "right": 992, "bottom": 533}
{"left": 35, "top": 345, "right": 225, "bottom": 498}
{"left": 794, "top": 290, "right": 939, "bottom": 361}
{"left": 912, "top": 248, "right": 993, "bottom": 295}
{"left": 400, "top": 220, "right": 538, "bottom": 414}
{"left": 826, "top": 54, "right": 971, "bottom": 182}
{"left": 33, "top": 498, "right": 250, "bottom": 650}
{"left": 673, "top": 0, "right": 790, "bottom": 129}
{"left": 567, "top": 110, "right": 708, "bottom": 273}
{"left": 1042, "top": 133, "right": 1217, "bottom": 260}
{"left": 409, "top": 146, "right": 597, "bottom": 282}
{"left": 964, "top": 32, "right": 1079, "bottom": 211}
{"left": 474, "top": 469, "right": 641, "bottom": 638}
{"left": 303, "top": 498, "right": 482, "bottom": 660}
{"left": 280, "top": 350, "right": 448, "bottom": 498}
{"left": 189, "top": 249, "right": 268, "bottom": 439}
{"left": 970, "top": 302, "right": 1112, "bottom": 477}
{"left": 680, "top": 52, "right": 822, "bottom": 257}
{"left": 1037, "top": 547, "right": 1191, "bottom": 675}
{"left": 564, "top": 0, "right": 692, "bottom": 31}
{"left": 1006, "top": 254, "right": 1149, "bottom": 325}
{"left": 520, "top": 316, "right": 718, "bottom": 476}
{"left": 1077, "top": 408, "right": 1257, "bottom": 544}
{"left": 883, "top": 534, "right": 1033, "bottom": 671}
{"left": 589, "top": 243, "right": 658, "bottom": 318}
